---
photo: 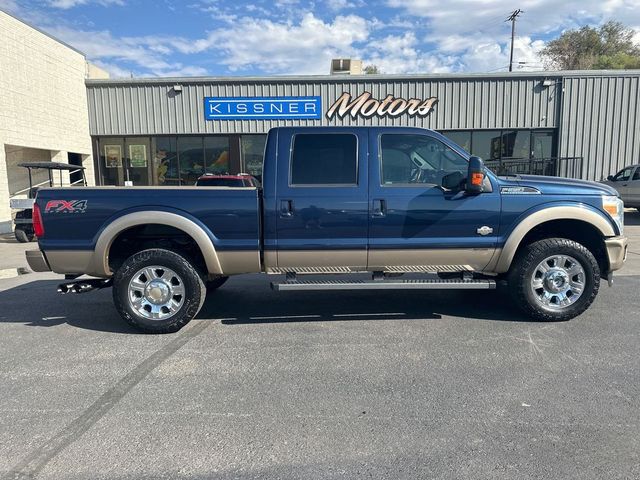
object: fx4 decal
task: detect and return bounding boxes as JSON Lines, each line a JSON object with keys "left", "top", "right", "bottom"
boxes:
{"left": 44, "top": 200, "right": 88, "bottom": 214}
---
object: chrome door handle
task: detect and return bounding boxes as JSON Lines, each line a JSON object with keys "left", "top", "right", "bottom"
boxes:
{"left": 280, "top": 199, "right": 294, "bottom": 217}
{"left": 372, "top": 199, "right": 386, "bottom": 217}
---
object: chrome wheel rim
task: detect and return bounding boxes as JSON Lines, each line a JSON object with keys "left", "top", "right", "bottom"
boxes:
{"left": 128, "top": 266, "right": 185, "bottom": 320}
{"left": 530, "top": 254, "right": 586, "bottom": 311}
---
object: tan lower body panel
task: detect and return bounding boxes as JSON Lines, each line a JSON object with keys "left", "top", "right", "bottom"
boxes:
{"left": 45, "top": 250, "right": 95, "bottom": 275}
{"left": 217, "top": 250, "right": 261, "bottom": 275}
{"left": 270, "top": 250, "right": 367, "bottom": 273}
{"left": 368, "top": 248, "right": 498, "bottom": 273}
{"left": 266, "top": 248, "right": 500, "bottom": 274}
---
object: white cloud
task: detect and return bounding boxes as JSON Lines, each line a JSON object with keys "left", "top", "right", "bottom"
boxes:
{"left": 364, "top": 32, "right": 454, "bottom": 73}
{"left": 46, "top": 26, "right": 208, "bottom": 77}
{"left": 48, "top": 0, "right": 124, "bottom": 8}
{"left": 201, "top": 13, "right": 370, "bottom": 74}
{"left": 383, "top": 0, "right": 640, "bottom": 73}
{"left": 0, "top": 0, "right": 19, "bottom": 13}
{"left": 326, "top": 0, "right": 358, "bottom": 11}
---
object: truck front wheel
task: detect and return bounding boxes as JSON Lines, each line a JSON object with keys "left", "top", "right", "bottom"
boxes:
{"left": 112, "top": 248, "right": 206, "bottom": 333}
{"left": 508, "top": 238, "right": 600, "bottom": 321}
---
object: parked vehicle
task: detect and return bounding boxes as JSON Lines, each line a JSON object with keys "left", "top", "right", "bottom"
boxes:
{"left": 602, "top": 164, "right": 640, "bottom": 211}
{"left": 26, "top": 127, "right": 627, "bottom": 333}
{"left": 196, "top": 173, "right": 260, "bottom": 187}
{"left": 9, "top": 162, "right": 86, "bottom": 243}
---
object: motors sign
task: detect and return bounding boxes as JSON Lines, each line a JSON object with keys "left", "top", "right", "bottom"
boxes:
{"left": 326, "top": 92, "right": 438, "bottom": 120}
{"left": 204, "top": 96, "right": 322, "bottom": 120}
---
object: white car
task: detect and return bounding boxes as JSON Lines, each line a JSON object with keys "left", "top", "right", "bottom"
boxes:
{"left": 603, "top": 164, "right": 640, "bottom": 211}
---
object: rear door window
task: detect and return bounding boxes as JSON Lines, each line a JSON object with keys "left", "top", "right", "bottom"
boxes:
{"left": 290, "top": 134, "right": 357, "bottom": 186}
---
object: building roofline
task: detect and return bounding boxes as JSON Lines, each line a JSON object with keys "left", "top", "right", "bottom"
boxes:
{"left": 85, "top": 69, "right": 640, "bottom": 86}
{"left": 0, "top": 8, "right": 85, "bottom": 57}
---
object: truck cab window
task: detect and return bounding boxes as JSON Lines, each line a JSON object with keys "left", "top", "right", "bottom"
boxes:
{"left": 380, "top": 134, "right": 467, "bottom": 186}
{"left": 290, "top": 134, "right": 357, "bottom": 186}
{"left": 613, "top": 167, "right": 633, "bottom": 181}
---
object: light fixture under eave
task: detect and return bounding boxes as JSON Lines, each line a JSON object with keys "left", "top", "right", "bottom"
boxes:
{"left": 541, "top": 78, "right": 554, "bottom": 87}
{"left": 172, "top": 85, "right": 183, "bottom": 93}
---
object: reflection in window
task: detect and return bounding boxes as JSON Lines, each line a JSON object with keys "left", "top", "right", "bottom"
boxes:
{"left": 291, "top": 134, "right": 357, "bottom": 185}
{"left": 532, "top": 132, "right": 554, "bottom": 158}
{"left": 381, "top": 134, "right": 467, "bottom": 186}
{"left": 471, "top": 130, "right": 502, "bottom": 160}
{"left": 442, "top": 131, "right": 471, "bottom": 152}
{"left": 204, "top": 137, "right": 230, "bottom": 175}
{"left": 178, "top": 137, "right": 204, "bottom": 185}
{"left": 152, "top": 137, "right": 178, "bottom": 185}
{"left": 501, "top": 130, "right": 530, "bottom": 159}
{"left": 241, "top": 135, "right": 267, "bottom": 182}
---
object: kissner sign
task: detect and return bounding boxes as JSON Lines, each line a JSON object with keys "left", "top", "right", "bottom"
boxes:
{"left": 326, "top": 92, "right": 438, "bottom": 120}
{"left": 204, "top": 96, "right": 321, "bottom": 120}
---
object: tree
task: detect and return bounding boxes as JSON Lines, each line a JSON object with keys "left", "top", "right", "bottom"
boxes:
{"left": 363, "top": 64, "right": 380, "bottom": 74}
{"left": 540, "top": 21, "right": 640, "bottom": 70}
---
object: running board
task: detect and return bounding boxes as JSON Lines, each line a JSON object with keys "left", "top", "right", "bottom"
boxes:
{"left": 271, "top": 278, "right": 496, "bottom": 291}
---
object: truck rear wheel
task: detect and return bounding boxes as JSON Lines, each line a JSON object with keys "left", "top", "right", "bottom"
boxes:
{"left": 14, "top": 226, "right": 34, "bottom": 243}
{"left": 508, "top": 238, "right": 600, "bottom": 321}
{"left": 112, "top": 248, "right": 206, "bottom": 333}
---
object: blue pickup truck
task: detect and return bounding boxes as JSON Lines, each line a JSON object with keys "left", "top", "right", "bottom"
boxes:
{"left": 26, "top": 127, "right": 627, "bottom": 333}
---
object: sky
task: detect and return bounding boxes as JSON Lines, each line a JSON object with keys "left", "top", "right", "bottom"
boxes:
{"left": 1, "top": 0, "right": 640, "bottom": 78}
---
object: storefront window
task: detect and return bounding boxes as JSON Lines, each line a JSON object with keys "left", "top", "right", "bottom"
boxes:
{"left": 241, "top": 135, "right": 267, "bottom": 182}
{"left": 442, "top": 131, "right": 471, "bottom": 152}
{"left": 178, "top": 137, "right": 204, "bottom": 185}
{"left": 501, "top": 130, "right": 530, "bottom": 159}
{"left": 99, "top": 138, "right": 125, "bottom": 186}
{"left": 204, "top": 136, "right": 230, "bottom": 174}
{"left": 471, "top": 130, "right": 502, "bottom": 160}
{"left": 152, "top": 137, "right": 178, "bottom": 185}
{"left": 125, "top": 137, "right": 151, "bottom": 186}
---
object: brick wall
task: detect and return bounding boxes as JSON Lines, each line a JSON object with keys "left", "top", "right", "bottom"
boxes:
{"left": 0, "top": 11, "right": 95, "bottom": 233}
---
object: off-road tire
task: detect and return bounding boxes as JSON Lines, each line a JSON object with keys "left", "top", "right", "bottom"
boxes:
{"left": 206, "top": 276, "right": 229, "bottom": 291}
{"left": 507, "top": 238, "right": 600, "bottom": 321}
{"left": 14, "top": 227, "right": 34, "bottom": 243}
{"left": 113, "top": 248, "right": 206, "bottom": 333}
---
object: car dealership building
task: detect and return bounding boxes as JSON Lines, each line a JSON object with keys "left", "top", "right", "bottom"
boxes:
{"left": 86, "top": 70, "right": 640, "bottom": 188}
{"left": 2, "top": 9, "right": 640, "bottom": 232}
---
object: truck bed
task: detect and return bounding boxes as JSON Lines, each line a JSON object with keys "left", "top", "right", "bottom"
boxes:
{"left": 35, "top": 186, "right": 261, "bottom": 276}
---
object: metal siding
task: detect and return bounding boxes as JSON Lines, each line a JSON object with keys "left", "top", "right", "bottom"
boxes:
{"left": 86, "top": 75, "right": 562, "bottom": 136}
{"left": 86, "top": 72, "right": 640, "bottom": 181}
{"left": 560, "top": 74, "right": 640, "bottom": 181}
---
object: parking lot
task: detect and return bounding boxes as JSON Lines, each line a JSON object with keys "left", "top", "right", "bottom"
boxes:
{"left": 0, "top": 212, "right": 638, "bottom": 479}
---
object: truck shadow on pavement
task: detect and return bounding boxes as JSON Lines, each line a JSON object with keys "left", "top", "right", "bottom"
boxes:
{"left": 0, "top": 275, "right": 534, "bottom": 334}
{"left": 204, "top": 276, "right": 532, "bottom": 325}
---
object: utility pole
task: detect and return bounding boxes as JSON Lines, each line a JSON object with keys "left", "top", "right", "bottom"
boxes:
{"left": 506, "top": 9, "right": 522, "bottom": 72}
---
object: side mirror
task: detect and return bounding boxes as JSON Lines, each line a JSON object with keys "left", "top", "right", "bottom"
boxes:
{"left": 607, "top": 175, "right": 615, "bottom": 181}
{"left": 441, "top": 171, "right": 465, "bottom": 191}
{"left": 466, "top": 156, "right": 485, "bottom": 194}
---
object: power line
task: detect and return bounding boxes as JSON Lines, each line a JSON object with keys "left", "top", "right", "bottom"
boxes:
{"left": 506, "top": 9, "right": 523, "bottom": 72}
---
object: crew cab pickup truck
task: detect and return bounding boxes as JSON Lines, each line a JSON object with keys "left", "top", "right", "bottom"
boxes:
{"left": 26, "top": 127, "right": 628, "bottom": 333}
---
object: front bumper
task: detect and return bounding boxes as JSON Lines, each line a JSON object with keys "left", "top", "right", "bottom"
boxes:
{"left": 605, "top": 235, "right": 628, "bottom": 272}
{"left": 26, "top": 250, "right": 51, "bottom": 272}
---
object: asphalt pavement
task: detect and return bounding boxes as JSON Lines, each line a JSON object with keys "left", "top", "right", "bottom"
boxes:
{"left": 0, "top": 212, "right": 638, "bottom": 479}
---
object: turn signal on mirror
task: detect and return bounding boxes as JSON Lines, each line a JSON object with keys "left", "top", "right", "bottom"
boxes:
{"left": 471, "top": 172, "right": 484, "bottom": 186}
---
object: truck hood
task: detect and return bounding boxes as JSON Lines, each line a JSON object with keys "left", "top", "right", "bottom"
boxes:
{"left": 500, "top": 174, "right": 618, "bottom": 196}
